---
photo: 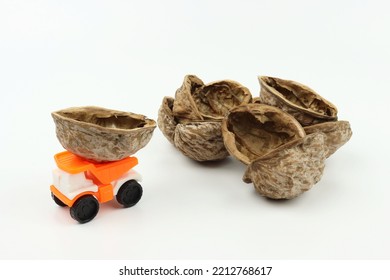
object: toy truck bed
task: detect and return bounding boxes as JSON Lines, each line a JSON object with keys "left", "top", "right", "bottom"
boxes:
{"left": 54, "top": 151, "right": 138, "bottom": 185}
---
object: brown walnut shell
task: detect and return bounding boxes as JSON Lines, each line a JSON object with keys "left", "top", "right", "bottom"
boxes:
{"left": 258, "top": 76, "right": 338, "bottom": 126}
{"left": 172, "top": 75, "right": 204, "bottom": 121}
{"left": 222, "top": 104, "right": 306, "bottom": 165}
{"left": 243, "top": 133, "right": 328, "bottom": 199}
{"left": 157, "top": 75, "right": 252, "bottom": 161}
{"left": 173, "top": 75, "right": 252, "bottom": 121}
{"left": 157, "top": 100, "right": 228, "bottom": 161}
{"left": 174, "top": 121, "right": 229, "bottom": 161}
{"left": 157, "top": 96, "right": 177, "bottom": 145}
{"left": 52, "top": 106, "right": 156, "bottom": 162}
{"left": 304, "top": 120, "right": 352, "bottom": 158}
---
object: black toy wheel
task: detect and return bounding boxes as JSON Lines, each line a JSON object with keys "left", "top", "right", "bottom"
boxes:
{"left": 70, "top": 195, "right": 99, "bottom": 223}
{"left": 51, "top": 192, "right": 67, "bottom": 207}
{"left": 116, "top": 180, "right": 143, "bottom": 208}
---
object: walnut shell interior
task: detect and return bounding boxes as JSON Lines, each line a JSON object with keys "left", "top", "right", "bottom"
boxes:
{"left": 222, "top": 104, "right": 306, "bottom": 165}
{"left": 259, "top": 76, "right": 338, "bottom": 125}
{"left": 56, "top": 107, "right": 149, "bottom": 129}
{"left": 173, "top": 75, "right": 252, "bottom": 121}
{"left": 193, "top": 80, "right": 252, "bottom": 120}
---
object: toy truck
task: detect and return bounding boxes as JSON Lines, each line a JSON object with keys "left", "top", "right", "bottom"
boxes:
{"left": 50, "top": 151, "right": 143, "bottom": 223}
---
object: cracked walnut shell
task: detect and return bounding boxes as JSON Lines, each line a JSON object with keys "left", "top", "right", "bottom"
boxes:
{"left": 173, "top": 75, "right": 252, "bottom": 121}
{"left": 258, "top": 76, "right": 338, "bottom": 126}
{"left": 158, "top": 97, "right": 229, "bottom": 161}
{"left": 158, "top": 75, "right": 252, "bottom": 161}
{"left": 221, "top": 104, "right": 306, "bottom": 165}
{"left": 52, "top": 106, "right": 156, "bottom": 162}
{"left": 174, "top": 121, "right": 228, "bottom": 162}
{"left": 243, "top": 133, "right": 328, "bottom": 199}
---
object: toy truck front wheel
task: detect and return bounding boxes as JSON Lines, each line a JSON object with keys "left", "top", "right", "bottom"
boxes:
{"left": 51, "top": 192, "right": 67, "bottom": 207}
{"left": 116, "top": 180, "right": 143, "bottom": 208}
{"left": 70, "top": 195, "right": 99, "bottom": 223}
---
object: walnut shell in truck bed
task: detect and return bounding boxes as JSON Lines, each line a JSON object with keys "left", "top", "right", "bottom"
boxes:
{"left": 52, "top": 106, "right": 156, "bottom": 162}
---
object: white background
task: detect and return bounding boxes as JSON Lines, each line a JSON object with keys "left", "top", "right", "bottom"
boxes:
{"left": 0, "top": 0, "right": 389, "bottom": 260}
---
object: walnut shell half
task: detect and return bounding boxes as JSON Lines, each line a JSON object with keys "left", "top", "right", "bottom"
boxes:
{"left": 222, "top": 104, "right": 306, "bottom": 165}
{"left": 52, "top": 106, "right": 156, "bottom": 162}
{"left": 258, "top": 76, "right": 338, "bottom": 126}
{"left": 157, "top": 96, "right": 232, "bottom": 161}
{"left": 157, "top": 75, "right": 252, "bottom": 161}
{"left": 243, "top": 133, "right": 327, "bottom": 199}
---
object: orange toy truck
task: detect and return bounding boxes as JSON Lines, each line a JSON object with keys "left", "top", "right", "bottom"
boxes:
{"left": 50, "top": 151, "right": 143, "bottom": 223}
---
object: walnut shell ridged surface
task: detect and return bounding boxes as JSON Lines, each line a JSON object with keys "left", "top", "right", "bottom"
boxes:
{"left": 258, "top": 76, "right": 338, "bottom": 126}
{"left": 243, "top": 133, "right": 328, "bottom": 199}
{"left": 52, "top": 106, "right": 156, "bottom": 162}
{"left": 157, "top": 96, "right": 177, "bottom": 145}
{"left": 172, "top": 75, "right": 204, "bottom": 121}
{"left": 157, "top": 75, "right": 252, "bottom": 161}
{"left": 304, "top": 120, "right": 352, "bottom": 158}
{"left": 174, "top": 122, "right": 229, "bottom": 161}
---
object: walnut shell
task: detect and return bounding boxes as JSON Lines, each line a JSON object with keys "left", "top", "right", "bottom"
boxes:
{"left": 221, "top": 104, "right": 306, "bottom": 165}
{"left": 243, "top": 133, "right": 327, "bottom": 199}
{"left": 157, "top": 96, "right": 177, "bottom": 145}
{"left": 158, "top": 95, "right": 229, "bottom": 161}
{"left": 304, "top": 120, "right": 352, "bottom": 158}
{"left": 172, "top": 75, "right": 204, "bottom": 121}
{"left": 157, "top": 75, "right": 252, "bottom": 161}
{"left": 258, "top": 76, "right": 338, "bottom": 126}
{"left": 173, "top": 75, "right": 252, "bottom": 121}
{"left": 52, "top": 106, "right": 156, "bottom": 162}
{"left": 174, "top": 122, "right": 229, "bottom": 161}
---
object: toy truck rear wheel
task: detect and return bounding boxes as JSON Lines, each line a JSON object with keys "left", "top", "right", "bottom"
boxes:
{"left": 116, "top": 180, "right": 143, "bottom": 208}
{"left": 70, "top": 195, "right": 99, "bottom": 223}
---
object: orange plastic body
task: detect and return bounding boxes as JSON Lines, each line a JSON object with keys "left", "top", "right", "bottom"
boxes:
{"left": 50, "top": 151, "right": 138, "bottom": 206}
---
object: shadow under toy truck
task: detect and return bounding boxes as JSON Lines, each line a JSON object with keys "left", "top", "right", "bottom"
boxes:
{"left": 50, "top": 151, "right": 143, "bottom": 223}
